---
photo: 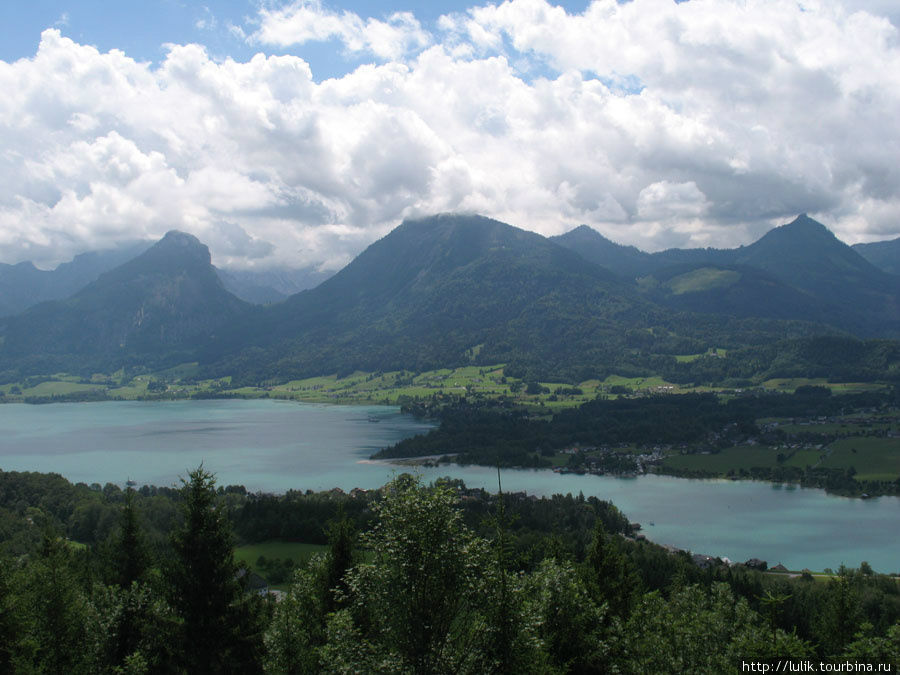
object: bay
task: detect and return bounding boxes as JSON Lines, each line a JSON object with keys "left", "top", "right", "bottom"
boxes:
{"left": 0, "top": 399, "right": 897, "bottom": 573}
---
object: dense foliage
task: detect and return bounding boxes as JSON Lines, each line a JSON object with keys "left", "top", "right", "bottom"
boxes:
{"left": 0, "top": 469, "right": 898, "bottom": 672}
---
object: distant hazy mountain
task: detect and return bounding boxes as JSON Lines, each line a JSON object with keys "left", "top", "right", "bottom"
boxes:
{"left": 550, "top": 227, "right": 732, "bottom": 277}
{"left": 0, "top": 240, "right": 334, "bottom": 313}
{"left": 853, "top": 237, "right": 900, "bottom": 275}
{"left": 216, "top": 266, "right": 333, "bottom": 304}
{"left": 0, "top": 231, "right": 247, "bottom": 374}
{"left": 0, "top": 242, "right": 149, "bottom": 317}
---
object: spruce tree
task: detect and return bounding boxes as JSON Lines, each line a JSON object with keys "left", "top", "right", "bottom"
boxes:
{"left": 169, "top": 466, "right": 263, "bottom": 673}
{"left": 586, "top": 519, "right": 639, "bottom": 619}
{"left": 322, "top": 505, "right": 355, "bottom": 612}
{"left": 116, "top": 486, "right": 147, "bottom": 588}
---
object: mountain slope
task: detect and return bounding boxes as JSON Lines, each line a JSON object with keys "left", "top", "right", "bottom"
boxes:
{"left": 853, "top": 237, "right": 900, "bottom": 275}
{"left": 641, "top": 264, "right": 831, "bottom": 322}
{"left": 0, "top": 231, "right": 248, "bottom": 374}
{"left": 729, "top": 215, "right": 899, "bottom": 335}
{"left": 550, "top": 225, "right": 653, "bottom": 279}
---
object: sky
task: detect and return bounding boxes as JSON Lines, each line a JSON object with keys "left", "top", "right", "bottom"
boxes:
{"left": 1, "top": 0, "right": 899, "bottom": 271}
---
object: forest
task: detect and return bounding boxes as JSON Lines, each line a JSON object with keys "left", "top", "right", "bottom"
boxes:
{"left": 0, "top": 468, "right": 898, "bottom": 673}
{"left": 378, "top": 385, "right": 900, "bottom": 496}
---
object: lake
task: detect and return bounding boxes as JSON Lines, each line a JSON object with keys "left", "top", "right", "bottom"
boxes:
{"left": 1, "top": 399, "right": 897, "bottom": 573}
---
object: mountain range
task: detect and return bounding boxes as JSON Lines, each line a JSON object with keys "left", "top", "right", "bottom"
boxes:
{"left": 0, "top": 243, "right": 330, "bottom": 317}
{"left": 551, "top": 215, "right": 900, "bottom": 335}
{"left": 0, "top": 214, "right": 898, "bottom": 384}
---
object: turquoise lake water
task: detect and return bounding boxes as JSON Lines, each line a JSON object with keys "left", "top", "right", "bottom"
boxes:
{"left": 0, "top": 399, "right": 897, "bottom": 572}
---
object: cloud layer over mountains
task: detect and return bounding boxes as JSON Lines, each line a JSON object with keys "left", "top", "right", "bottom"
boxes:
{"left": 1, "top": 0, "right": 898, "bottom": 269}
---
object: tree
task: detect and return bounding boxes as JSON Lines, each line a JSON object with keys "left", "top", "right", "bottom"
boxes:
{"left": 264, "top": 510, "right": 357, "bottom": 674}
{"left": 815, "top": 565, "right": 862, "bottom": 657}
{"left": 0, "top": 560, "right": 21, "bottom": 673}
{"left": 265, "top": 558, "right": 329, "bottom": 675}
{"left": 526, "top": 558, "right": 609, "bottom": 673}
{"left": 15, "top": 534, "right": 97, "bottom": 673}
{"left": 585, "top": 519, "right": 638, "bottom": 619}
{"left": 89, "top": 580, "right": 177, "bottom": 673}
{"left": 322, "top": 506, "right": 355, "bottom": 613}
{"left": 115, "top": 486, "right": 148, "bottom": 588}
{"left": 622, "top": 583, "right": 811, "bottom": 673}
{"left": 326, "top": 474, "right": 491, "bottom": 674}
{"left": 169, "top": 466, "right": 264, "bottom": 674}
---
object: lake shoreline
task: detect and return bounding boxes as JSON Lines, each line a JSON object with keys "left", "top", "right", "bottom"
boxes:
{"left": 0, "top": 399, "right": 897, "bottom": 573}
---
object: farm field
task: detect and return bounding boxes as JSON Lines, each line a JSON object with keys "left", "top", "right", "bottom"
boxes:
{"left": 660, "top": 434, "right": 900, "bottom": 484}
{"left": 0, "top": 364, "right": 890, "bottom": 413}
{"left": 819, "top": 437, "right": 900, "bottom": 481}
{"left": 662, "top": 445, "right": 786, "bottom": 473}
{"left": 760, "top": 378, "right": 889, "bottom": 393}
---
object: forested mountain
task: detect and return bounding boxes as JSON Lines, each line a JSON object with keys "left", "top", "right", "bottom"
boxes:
{"left": 0, "top": 231, "right": 248, "bottom": 376}
{"left": 202, "top": 214, "right": 835, "bottom": 384}
{"left": 203, "top": 214, "right": 655, "bottom": 382}
{"left": 854, "top": 236, "right": 900, "bottom": 275}
{"left": 554, "top": 215, "right": 900, "bottom": 336}
{"left": 548, "top": 225, "right": 654, "bottom": 278}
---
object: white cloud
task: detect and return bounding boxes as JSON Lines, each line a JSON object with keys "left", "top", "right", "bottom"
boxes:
{"left": 1, "top": 0, "right": 899, "bottom": 271}
{"left": 253, "top": 1, "right": 431, "bottom": 61}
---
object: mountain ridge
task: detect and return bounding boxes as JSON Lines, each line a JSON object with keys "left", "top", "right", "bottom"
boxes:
{"left": 0, "top": 214, "right": 897, "bottom": 385}
{"left": 553, "top": 214, "right": 900, "bottom": 336}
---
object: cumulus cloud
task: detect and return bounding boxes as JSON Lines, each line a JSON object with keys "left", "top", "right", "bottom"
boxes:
{"left": 0, "top": 0, "right": 899, "bottom": 271}
{"left": 253, "top": 1, "right": 431, "bottom": 61}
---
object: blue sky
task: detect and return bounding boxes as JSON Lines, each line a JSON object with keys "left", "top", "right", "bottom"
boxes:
{"left": 1, "top": 1, "right": 590, "bottom": 79}
{"left": 1, "top": 0, "right": 898, "bottom": 269}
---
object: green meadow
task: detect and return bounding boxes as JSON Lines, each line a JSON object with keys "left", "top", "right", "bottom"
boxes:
{"left": 234, "top": 541, "right": 329, "bottom": 588}
{"left": 819, "top": 437, "right": 900, "bottom": 482}
{"left": 0, "top": 363, "right": 889, "bottom": 415}
{"left": 663, "top": 445, "right": 788, "bottom": 474}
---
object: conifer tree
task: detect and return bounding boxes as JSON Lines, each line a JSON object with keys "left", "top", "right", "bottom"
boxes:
{"left": 322, "top": 505, "right": 354, "bottom": 613}
{"left": 169, "top": 466, "right": 264, "bottom": 674}
{"left": 586, "top": 519, "right": 638, "bottom": 619}
{"left": 116, "top": 486, "right": 147, "bottom": 588}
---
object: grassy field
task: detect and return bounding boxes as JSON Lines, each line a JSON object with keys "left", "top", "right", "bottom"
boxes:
{"left": 776, "top": 421, "right": 895, "bottom": 434}
{"left": 234, "top": 541, "right": 329, "bottom": 587}
{"left": 663, "top": 445, "right": 787, "bottom": 473}
{"left": 21, "top": 380, "right": 102, "bottom": 396}
{"left": 761, "top": 378, "right": 887, "bottom": 393}
{"left": 661, "top": 434, "right": 900, "bottom": 483}
{"left": 819, "top": 437, "right": 900, "bottom": 481}
{"left": 0, "top": 362, "right": 889, "bottom": 412}
{"left": 256, "top": 366, "right": 620, "bottom": 409}
{"left": 662, "top": 444, "right": 836, "bottom": 475}
{"left": 664, "top": 268, "right": 740, "bottom": 295}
